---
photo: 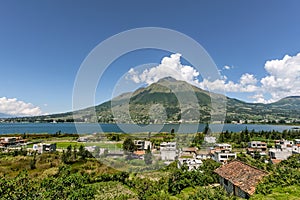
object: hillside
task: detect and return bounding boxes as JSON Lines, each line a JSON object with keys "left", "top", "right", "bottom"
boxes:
{"left": 3, "top": 77, "right": 300, "bottom": 124}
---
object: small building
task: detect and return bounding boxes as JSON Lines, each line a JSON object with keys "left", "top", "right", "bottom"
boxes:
{"left": 214, "top": 143, "right": 232, "bottom": 151}
{"left": 292, "top": 144, "right": 300, "bottom": 154}
{"left": 181, "top": 147, "right": 198, "bottom": 158}
{"left": 0, "top": 136, "right": 26, "bottom": 147}
{"left": 177, "top": 158, "right": 202, "bottom": 171}
{"left": 134, "top": 140, "right": 152, "bottom": 151}
{"left": 247, "top": 141, "right": 267, "bottom": 157}
{"left": 269, "top": 148, "right": 292, "bottom": 160}
{"left": 212, "top": 150, "right": 237, "bottom": 163}
{"left": 196, "top": 149, "right": 211, "bottom": 160}
{"left": 33, "top": 143, "right": 56, "bottom": 154}
{"left": 275, "top": 140, "right": 293, "bottom": 151}
{"left": 211, "top": 143, "right": 236, "bottom": 163}
{"left": 204, "top": 136, "right": 216, "bottom": 143}
{"left": 214, "top": 160, "right": 268, "bottom": 199}
{"left": 160, "top": 142, "right": 177, "bottom": 161}
{"left": 294, "top": 139, "right": 300, "bottom": 145}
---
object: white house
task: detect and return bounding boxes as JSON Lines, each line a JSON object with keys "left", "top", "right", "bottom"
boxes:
{"left": 214, "top": 143, "right": 232, "bottom": 151}
{"left": 178, "top": 158, "right": 202, "bottom": 171}
{"left": 134, "top": 140, "right": 152, "bottom": 151}
{"left": 33, "top": 143, "right": 56, "bottom": 154}
{"left": 211, "top": 143, "right": 236, "bottom": 163}
{"left": 292, "top": 144, "right": 300, "bottom": 154}
{"left": 160, "top": 142, "right": 177, "bottom": 161}
{"left": 247, "top": 141, "right": 267, "bottom": 157}
{"left": 269, "top": 148, "right": 292, "bottom": 160}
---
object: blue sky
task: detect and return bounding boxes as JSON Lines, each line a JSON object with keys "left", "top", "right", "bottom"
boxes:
{"left": 0, "top": 0, "right": 300, "bottom": 115}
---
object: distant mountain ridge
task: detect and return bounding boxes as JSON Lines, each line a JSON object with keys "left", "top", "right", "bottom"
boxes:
{"left": 3, "top": 77, "right": 300, "bottom": 124}
{"left": 0, "top": 113, "right": 14, "bottom": 118}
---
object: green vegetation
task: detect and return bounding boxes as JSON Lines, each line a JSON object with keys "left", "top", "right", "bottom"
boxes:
{"left": 218, "top": 129, "right": 300, "bottom": 148}
{"left": 3, "top": 78, "right": 300, "bottom": 124}
{"left": 0, "top": 128, "right": 300, "bottom": 199}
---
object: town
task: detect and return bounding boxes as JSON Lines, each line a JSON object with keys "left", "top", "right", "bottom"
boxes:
{"left": 0, "top": 128, "right": 299, "bottom": 199}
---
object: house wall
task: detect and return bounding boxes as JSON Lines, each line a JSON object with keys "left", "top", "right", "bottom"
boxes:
{"left": 161, "top": 150, "right": 177, "bottom": 161}
{"left": 220, "top": 177, "right": 250, "bottom": 199}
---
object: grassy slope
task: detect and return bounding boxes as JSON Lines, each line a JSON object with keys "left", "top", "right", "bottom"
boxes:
{"left": 251, "top": 185, "right": 300, "bottom": 200}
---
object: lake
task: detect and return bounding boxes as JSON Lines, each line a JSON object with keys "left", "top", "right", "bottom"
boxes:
{"left": 0, "top": 123, "right": 299, "bottom": 134}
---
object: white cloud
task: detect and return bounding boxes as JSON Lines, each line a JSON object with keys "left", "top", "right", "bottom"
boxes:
{"left": 223, "top": 65, "right": 233, "bottom": 70}
{"left": 127, "top": 53, "right": 200, "bottom": 86}
{"left": 199, "top": 74, "right": 258, "bottom": 93}
{"left": 258, "top": 53, "right": 300, "bottom": 102}
{"left": 240, "top": 73, "right": 257, "bottom": 86}
{"left": 0, "top": 97, "right": 43, "bottom": 116}
{"left": 126, "top": 52, "right": 300, "bottom": 103}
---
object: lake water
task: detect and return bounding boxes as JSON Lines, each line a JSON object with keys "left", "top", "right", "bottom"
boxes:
{"left": 0, "top": 123, "right": 299, "bottom": 134}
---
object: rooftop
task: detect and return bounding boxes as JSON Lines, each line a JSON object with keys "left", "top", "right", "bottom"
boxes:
{"left": 214, "top": 160, "right": 268, "bottom": 195}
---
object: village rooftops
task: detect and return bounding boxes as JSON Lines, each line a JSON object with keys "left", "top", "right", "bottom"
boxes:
{"left": 214, "top": 160, "right": 268, "bottom": 196}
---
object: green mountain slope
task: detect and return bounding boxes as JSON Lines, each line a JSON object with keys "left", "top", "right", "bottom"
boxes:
{"left": 4, "top": 77, "right": 300, "bottom": 124}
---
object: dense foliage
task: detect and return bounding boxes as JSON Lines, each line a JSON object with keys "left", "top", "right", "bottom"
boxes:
{"left": 0, "top": 166, "right": 95, "bottom": 200}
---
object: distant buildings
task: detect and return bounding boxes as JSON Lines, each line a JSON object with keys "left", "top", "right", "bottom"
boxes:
{"left": 0, "top": 136, "right": 26, "bottom": 147}
{"left": 33, "top": 143, "right": 56, "bottom": 154}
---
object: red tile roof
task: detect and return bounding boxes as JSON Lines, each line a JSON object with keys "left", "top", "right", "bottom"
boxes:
{"left": 134, "top": 150, "right": 145, "bottom": 155}
{"left": 214, "top": 160, "right": 268, "bottom": 195}
{"left": 271, "top": 159, "right": 282, "bottom": 164}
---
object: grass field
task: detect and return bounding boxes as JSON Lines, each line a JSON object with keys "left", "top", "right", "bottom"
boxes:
{"left": 251, "top": 185, "right": 300, "bottom": 200}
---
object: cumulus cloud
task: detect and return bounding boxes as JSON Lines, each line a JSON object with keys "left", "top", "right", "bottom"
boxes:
{"left": 126, "top": 52, "right": 300, "bottom": 103}
{"left": 199, "top": 73, "right": 258, "bottom": 93}
{"left": 255, "top": 53, "right": 300, "bottom": 102}
{"left": 127, "top": 53, "right": 200, "bottom": 86}
{"left": 0, "top": 97, "right": 43, "bottom": 116}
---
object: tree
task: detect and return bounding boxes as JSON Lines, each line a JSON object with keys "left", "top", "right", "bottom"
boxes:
{"left": 73, "top": 145, "right": 77, "bottom": 160}
{"left": 122, "top": 137, "right": 136, "bottom": 153}
{"left": 192, "top": 132, "right": 204, "bottom": 147}
{"left": 30, "top": 152, "right": 37, "bottom": 169}
{"left": 144, "top": 146, "right": 152, "bottom": 165}
{"left": 203, "top": 123, "right": 211, "bottom": 135}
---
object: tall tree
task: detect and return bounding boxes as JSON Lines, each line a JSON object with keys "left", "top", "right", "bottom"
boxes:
{"left": 122, "top": 137, "right": 136, "bottom": 153}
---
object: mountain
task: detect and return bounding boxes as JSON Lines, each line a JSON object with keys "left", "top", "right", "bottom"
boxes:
{"left": 4, "top": 77, "right": 300, "bottom": 124}
{"left": 0, "top": 113, "right": 14, "bottom": 118}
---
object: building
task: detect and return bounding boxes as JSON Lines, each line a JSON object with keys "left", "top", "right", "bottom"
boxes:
{"left": 33, "top": 143, "right": 56, "bottom": 154}
{"left": 177, "top": 158, "right": 202, "bottom": 171}
{"left": 214, "top": 160, "right": 268, "bottom": 199}
{"left": 181, "top": 147, "right": 198, "bottom": 158}
{"left": 134, "top": 140, "right": 152, "bottom": 151}
{"left": 211, "top": 143, "right": 236, "bottom": 163}
{"left": 0, "top": 136, "right": 26, "bottom": 147}
{"left": 269, "top": 148, "right": 292, "bottom": 160}
{"left": 292, "top": 144, "right": 300, "bottom": 154}
{"left": 247, "top": 141, "right": 267, "bottom": 157}
{"left": 214, "top": 143, "right": 232, "bottom": 151}
{"left": 160, "top": 142, "right": 177, "bottom": 161}
{"left": 294, "top": 139, "right": 300, "bottom": 145}
{"left": 212, "top": 150, "right": 237, "bottom": 163}
{"left": 275, "top": 140, "right": 293, "bottom": 151}
{"left": 196, "top": 149, "right": 211, "bottom": 160}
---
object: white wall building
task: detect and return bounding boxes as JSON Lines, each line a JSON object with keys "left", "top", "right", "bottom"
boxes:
{"left": 160, "top": 142, "right": 177, "bottom": 161}
{"left": 33, "top": 143, "right": 56, "bottom": 154}
{"left": 178, "top": 158, "right": 202, "bottom": 171}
